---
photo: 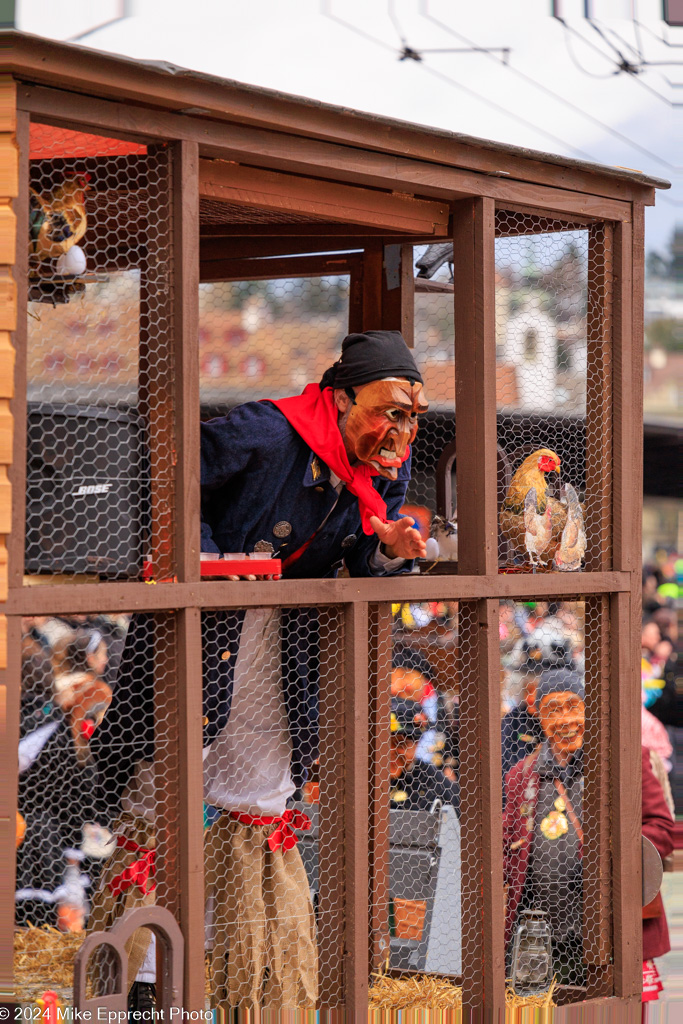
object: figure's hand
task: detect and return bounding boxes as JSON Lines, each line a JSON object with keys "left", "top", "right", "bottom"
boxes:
{"left": 227, "top": 573, "right": 280, "bottom": 581}
{"left": 369, "top": 515, "right": 426, "bottom": 560}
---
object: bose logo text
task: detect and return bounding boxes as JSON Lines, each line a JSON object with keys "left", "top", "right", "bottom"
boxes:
{"left": 73, "top": 484, "right": 113, "bottom": 496}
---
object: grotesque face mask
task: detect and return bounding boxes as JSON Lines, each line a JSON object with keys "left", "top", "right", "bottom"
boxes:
{"left": 341, "top": 378, "right": 429, "bottom": 481}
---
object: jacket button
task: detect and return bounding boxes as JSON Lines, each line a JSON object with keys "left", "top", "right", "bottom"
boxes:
{"left": 315, "top": 486, "right": 324, "bottom": 492}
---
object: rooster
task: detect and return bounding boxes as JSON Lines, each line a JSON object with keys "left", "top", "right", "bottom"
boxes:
{"left": 29, "top": 173, "right": 90, "bottom": 261}
{"left": 499, "top": 448, "right": 567, "bottom": 558}
{"left": 523, "top": 486, "right": 553, "bottom": 568}
{"left": 553, "top": 483, "right": 586, "bottom": 571}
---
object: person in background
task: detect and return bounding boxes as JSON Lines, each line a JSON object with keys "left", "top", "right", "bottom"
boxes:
{"left": 391, "top": 646, "right": 447, "bottom": 767}
{"left": 389, "top": 697, "right": 460, "bottom": 814}
{"left": 501, "top": 639, "right": 574, "bottom": 783}
{"left": 641, "top": 746, "right": 675, "bottom": 1009}
{"left": 503, "top": 667, "right": 586, "bottom": 986}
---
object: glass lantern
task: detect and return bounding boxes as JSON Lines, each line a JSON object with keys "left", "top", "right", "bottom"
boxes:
{"left": 511, "top": 909, "right": 553, "bottom": 995}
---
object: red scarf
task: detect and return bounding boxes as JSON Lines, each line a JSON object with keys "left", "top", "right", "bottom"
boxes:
{"left": 270, "top": 384, "right": 408, "bottom": 536}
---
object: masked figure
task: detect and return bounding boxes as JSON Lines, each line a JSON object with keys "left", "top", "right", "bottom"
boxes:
{"left": 93, "top": 331, "right": 428, "bottom": 1012}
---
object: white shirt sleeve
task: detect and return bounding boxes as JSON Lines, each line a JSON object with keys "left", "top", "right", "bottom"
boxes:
{"left": 369, "top": 542, "right": 406, "bottom": 575}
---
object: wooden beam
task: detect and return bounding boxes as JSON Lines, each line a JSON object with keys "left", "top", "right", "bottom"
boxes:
{"left": 200, "top": 223, "right": 394, "bottom": 238}
{"left": 200, "top": 252, "right": 361, "bottom": 284}
{"left": 199, "top": 160, "right": 450, "bottom": 235}
{"left": 9, "top": 571, "right": 632, "bottom": 616}
{"left": 453, "top": 197, "right": 499, "bottom": 575}
{"left": 15, "top": 75, "right": 660, "bottom": 205}
{"left": 200, "top": 236, "right": 367, "bottom": 263}
{"left": 19, "top": 82, "right": 638, "bottom": 220}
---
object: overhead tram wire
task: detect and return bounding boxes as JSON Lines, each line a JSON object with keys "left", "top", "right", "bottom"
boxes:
{"left": 321, "top": 1, "right": 682, "bottom": 206}
{"left": 321, "top": 1, "right": 597, "bottom": 161}
{"left": 559, "top": 14, "right": 682, "bottom": 106}
{"left": 420, "top": 0, "right": 683, "bottom": 171}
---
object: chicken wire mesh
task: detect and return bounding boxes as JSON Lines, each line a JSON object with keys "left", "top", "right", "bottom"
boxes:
{"left": 501, "top": 597, "right": 611, "bottom": 1001}
{"left": 367, "top": 599, "right": 462, "bottom": 984}
{"left": 25, "top": 123, "right": 173, "bottom": 580}
{"left": 14, "top": 606, "right": 349, "bottom": 1011}
{"left": 15, "top": 611, "right": 178, "bottom": 1003}
{"left": 495, "top": 214, "right": 610, "bottom": 574}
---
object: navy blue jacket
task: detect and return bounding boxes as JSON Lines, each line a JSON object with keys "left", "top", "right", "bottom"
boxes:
{"left": 95, "top": 400, "right": 414, "bottom": 808}
{"left": 200, "top": 400, "right": 412, "bottom": 577}
{"left": 200, "top": 401, "right": 413, "bottom": 786}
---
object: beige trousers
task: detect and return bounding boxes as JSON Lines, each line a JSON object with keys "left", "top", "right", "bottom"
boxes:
{"left": 88, "top": 813, "right": 157, "bottom": 992}
{"left": 205, "top": 814, "right": 318, "bottom": 1012}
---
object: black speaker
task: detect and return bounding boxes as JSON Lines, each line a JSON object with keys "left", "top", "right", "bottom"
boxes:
{"left": 25, "top": 403, "right": 149, "bottom": 577}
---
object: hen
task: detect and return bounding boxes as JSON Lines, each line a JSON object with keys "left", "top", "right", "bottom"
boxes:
{"left": 553, "top": 484, "right": 586, "bottom": 571}
{"left": 29, "top": 173, "right": 90, "bottom": 261}
{"left": 523, "top": 487, "right": 553, "bottom": 567}
{"left": 427, "top": 514, "right": 458, "bottom": 561}
{"left": 499, "top": 448, "right": 566, "bottom": 558}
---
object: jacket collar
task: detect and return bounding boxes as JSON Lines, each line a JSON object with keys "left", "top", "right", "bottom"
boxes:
{"left": 536, "top": 740, "right": 583, "bottom": 781}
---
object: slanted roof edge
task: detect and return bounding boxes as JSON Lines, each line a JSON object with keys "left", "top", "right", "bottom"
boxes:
{"left": 0, "top": 29, "right": 670, "bottom": 195}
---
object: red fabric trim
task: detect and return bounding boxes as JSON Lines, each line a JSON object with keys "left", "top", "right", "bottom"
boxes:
{"left": 269, "top": 384, "right": 408, "bottom": 536}
{"left": 108, "top": 836, "right": 156, "bottom": 897}
{"left": 229, "top": 809, "right": 312, "bottom": 852}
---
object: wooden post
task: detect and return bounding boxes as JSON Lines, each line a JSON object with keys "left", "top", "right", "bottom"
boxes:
{"left": 583, "top": 595, "right": 613, "bottom": 998}
{"left": 0, "top": 81, "right": 20, "bottom": 1005}
{"left": 585, "top": 222, "right": 614, "bottom": 572}
{"left": 171, "top": 140, "right": 204, "bottom": 1010}
{"left": 452, "top": 197, "right": 498, "bottom": 577}
{"left": 582, "top": 219, "right": 615, "bottom": 997}
{"left": 382, "top": 243, "right": 414, "bottom": 346}
{"left": 368, "top": 602, "right": 392, "bottom": 971}
{"left": 457, "top": 599, "right": 505, "bottom": 1015}
{"left": 317, "top": 606, "right": 346, "bottom": 1011}
{"left": 343, "top": 601, "right": 370, "bottom": 1013}
{"left": 139, "top": 144, "right": 176, "bottom": 583}
{"left": 361, "top": 243, "right": 383, "bottom": 331}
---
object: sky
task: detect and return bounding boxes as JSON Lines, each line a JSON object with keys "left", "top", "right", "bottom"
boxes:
{"left": 14, "top": 0, "right": 683, "bottom": 255}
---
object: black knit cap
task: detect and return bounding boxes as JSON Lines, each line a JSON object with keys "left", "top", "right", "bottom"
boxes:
{"left": 320, "top": 330, "right": 423, "bottom": 390}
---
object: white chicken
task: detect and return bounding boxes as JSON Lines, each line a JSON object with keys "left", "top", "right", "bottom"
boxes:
{"left": 427, "top": 515, "right": 458, "bottom": 561}
{"left": 553, "top": 484, "right": 586, "bottom": 571}
{"left": 524, "top": 487, "right": 553, "bottom": 568}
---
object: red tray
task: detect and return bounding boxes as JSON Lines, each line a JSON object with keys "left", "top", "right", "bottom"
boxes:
{"left": 142, "top": 559, "right": 281, "bottom": 579}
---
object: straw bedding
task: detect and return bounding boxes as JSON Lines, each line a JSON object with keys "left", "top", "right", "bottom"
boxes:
{"left": 15, "top": 927, "right": 556, "bottom": 1019}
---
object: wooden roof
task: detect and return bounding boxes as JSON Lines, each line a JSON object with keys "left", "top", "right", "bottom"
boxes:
{"left": 2, "top": 29, "right": 669, "bottom": 208}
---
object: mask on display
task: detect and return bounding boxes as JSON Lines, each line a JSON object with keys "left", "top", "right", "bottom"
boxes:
{"left": 341, "top": 378, "right": 428, "bottom": 481}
